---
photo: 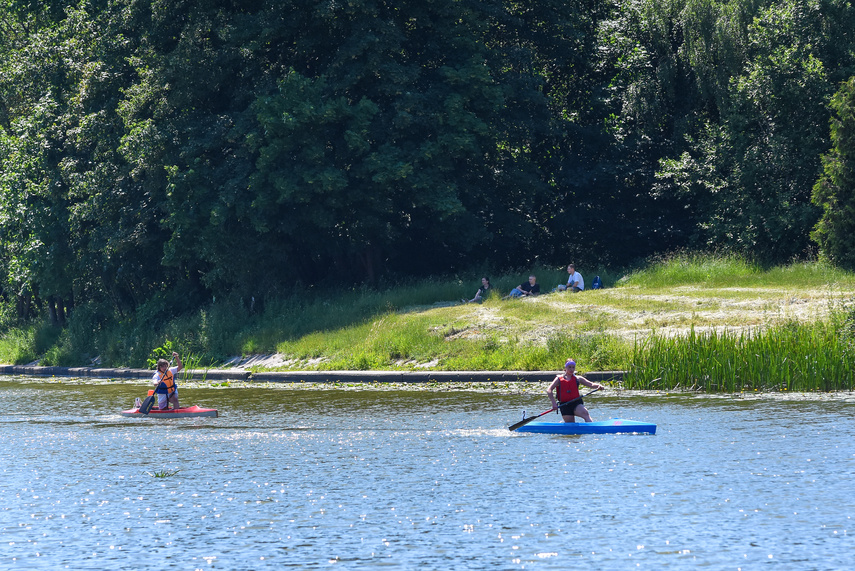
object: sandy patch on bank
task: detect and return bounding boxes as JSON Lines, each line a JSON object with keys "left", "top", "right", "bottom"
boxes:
{"left": 527, "top": 286, "right": 852, "bottom": 339}
{"left": 433, "top": 285, "right": 853, "bottom": 346}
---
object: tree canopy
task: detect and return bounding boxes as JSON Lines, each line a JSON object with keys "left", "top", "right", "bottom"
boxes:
{"left": 1, "top": 0, "right": 854, "bottom": 323}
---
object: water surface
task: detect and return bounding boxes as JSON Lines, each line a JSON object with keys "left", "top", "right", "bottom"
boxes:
{"left": 1, "top": 379, "right": 852, "bottom": 569}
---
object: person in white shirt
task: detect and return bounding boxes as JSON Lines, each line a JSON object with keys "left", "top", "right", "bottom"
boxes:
{"left": 559, "top": 264, "right": 584, "bottom": 292}
{"left": 151, "top": 352, "right": 184, "bottom": 410}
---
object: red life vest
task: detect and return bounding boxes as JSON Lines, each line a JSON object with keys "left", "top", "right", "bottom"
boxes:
{"left": 154, "top": 369, "right": 176, "bottom": 395}
{"left": 557, "top": 374, "right": 580, "bottom": 402}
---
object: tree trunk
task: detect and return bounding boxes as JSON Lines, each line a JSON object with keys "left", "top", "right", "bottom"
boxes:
{"left": 48, "top": 297, "right": 58, "bottom": 326}
{"left": 57, "top": 297, "right": 67, "bottom": 325}
{"left": 16, "top": 292, "right": 33, "bottom": 320}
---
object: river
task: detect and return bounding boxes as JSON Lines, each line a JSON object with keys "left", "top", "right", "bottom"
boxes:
{"left": 1, "top": 378, "right": 852, "bottom": 570}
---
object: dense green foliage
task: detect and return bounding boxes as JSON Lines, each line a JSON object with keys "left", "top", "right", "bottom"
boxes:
{"left": 1, "top": 0, "right": 855, "bottom": 350}
{"left": 812, "top": 77, "right": 855, "bottom": 268}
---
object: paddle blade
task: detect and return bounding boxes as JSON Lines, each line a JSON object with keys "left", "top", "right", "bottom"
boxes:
{"left": 508, "top": 416, "right": 538, "bottom": 431}
{"left": 508, "top": 408, "right": 554, "bottom": 431}
{"left": 139, "top": 395, "right": 155, "bottom": 415}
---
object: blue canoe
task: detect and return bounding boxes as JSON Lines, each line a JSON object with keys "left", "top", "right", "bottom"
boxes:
{"left": 515, "top": 418, "right": 656, "bottom": 435}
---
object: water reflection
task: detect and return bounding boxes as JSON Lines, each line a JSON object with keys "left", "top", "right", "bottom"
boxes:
{"left": 0, "top": 379, "right": 852, "bottom": 569}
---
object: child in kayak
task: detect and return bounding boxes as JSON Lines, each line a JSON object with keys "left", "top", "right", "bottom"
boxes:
{"left": 547, "top": 359, "right": 604, "bottom": 422}
{"left": 152, "top": 352, "right": 184, "bottom": 410}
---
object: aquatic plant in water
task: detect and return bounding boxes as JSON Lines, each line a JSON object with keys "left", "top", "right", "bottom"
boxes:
{"left": 146, "top": 469, "right": 181, "bottom": 478}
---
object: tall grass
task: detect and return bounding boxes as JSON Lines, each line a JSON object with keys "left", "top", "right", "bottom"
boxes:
{"left": 620, "top": 252, "right": 761, "bottom": 288}
{"left": 0, "top": 323, "right": 65, "bottom": 365}
{"left": 619, "top": 252, "right": 855, "bottom": 289}
{"left": 0, "top": 326, "right": 37, "bottom": 364}
{"left": 624, "top": 319, "right": 855, "bottom": 392}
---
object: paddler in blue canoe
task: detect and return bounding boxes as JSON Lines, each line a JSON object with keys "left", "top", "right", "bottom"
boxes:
{"left": 152, "top": 352, "right": 184, "bottom": 410}
{"left": 547, "top": 359, "right": 605, "bottom": 423}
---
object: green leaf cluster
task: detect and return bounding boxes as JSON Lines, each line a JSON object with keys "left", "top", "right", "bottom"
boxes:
{"left": 812, "top": 77, "right": 855, "bottom": 268}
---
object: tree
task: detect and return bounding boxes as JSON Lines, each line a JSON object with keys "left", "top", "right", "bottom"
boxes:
{"left": 0, "top": 1, "right": 182, "bottom": 322}
{"left": 0, "top": 2, "right": 78, "bottom": 321}
{"left": 654, "top": 0, "right": 851, "bottom": 263}
{"left": 123, "top": 0, "right": 562, "bottom": 294}
{"left": 812, "top": 77, "right": 855, "bottom": 268}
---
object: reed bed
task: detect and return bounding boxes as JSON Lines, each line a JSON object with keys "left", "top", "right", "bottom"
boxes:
{"left": 624, "top": 319, "right": 855, "bottom": 392}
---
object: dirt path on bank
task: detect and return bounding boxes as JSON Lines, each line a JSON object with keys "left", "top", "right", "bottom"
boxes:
{"left": 530, "top": 285, "right": 852, "bottom": 339}
{"left": 436, "top": 285, "right": 854, "bottom": 348}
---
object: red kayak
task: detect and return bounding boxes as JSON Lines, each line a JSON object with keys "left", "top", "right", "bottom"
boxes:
{"left": 121, "top": 405, "right": 218, "bottom": 418}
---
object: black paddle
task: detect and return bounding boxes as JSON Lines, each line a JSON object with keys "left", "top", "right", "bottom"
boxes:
{"left": 508, "top": 387, "right": 602, "bottom": 431}
{"left": 139, "top": 358, "right": 172, "bottom": 415}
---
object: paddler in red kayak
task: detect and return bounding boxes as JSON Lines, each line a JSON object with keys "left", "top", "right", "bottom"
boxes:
{"left": 152, "top": 352, "right": 184, "bottom": 410}
{"left": 547, "top": 359, "right": 604, "bottom": 423}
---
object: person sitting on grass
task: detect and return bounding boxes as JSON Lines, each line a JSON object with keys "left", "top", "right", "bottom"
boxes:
{"left": 556, "top": 264, "right": 584, "bottom": 292}
{"left": 463, "top": 277, "right": 492, "bottom": 303}
{"left": 505, "top": 275, "right": 540, "bottom": 298}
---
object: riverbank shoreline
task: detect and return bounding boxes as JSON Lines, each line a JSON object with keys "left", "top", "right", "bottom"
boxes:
{"left": 3, "top": 370, "right": 852, "bottom": 401}
{"left": 0, "top": 363, "right": 624, "bottom": 384}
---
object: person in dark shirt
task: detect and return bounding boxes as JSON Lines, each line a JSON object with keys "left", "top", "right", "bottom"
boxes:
{"left": 505, "top": 275, "right": 540, "bottom": 298}
{"left": 463, "top": 277, "right": 492, "bottom": 303}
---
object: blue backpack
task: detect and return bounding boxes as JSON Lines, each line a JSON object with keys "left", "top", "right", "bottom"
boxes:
{"left": 591, "top": 276, "right": 603, "bottom": 290}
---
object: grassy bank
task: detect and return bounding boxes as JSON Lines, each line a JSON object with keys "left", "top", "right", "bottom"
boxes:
{"left": 2, "top": 255, "right": 854, "bottom": 391}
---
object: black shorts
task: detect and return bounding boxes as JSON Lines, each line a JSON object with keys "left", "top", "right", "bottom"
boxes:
{"left": 559, "top": 398, "right": 583, "bottom": 416}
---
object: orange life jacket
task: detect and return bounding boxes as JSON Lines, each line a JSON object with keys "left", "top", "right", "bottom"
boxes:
{"left": 154, "top": 369, "right": 176, "bottom": 395}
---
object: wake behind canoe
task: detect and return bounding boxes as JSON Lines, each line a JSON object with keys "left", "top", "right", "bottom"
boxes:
{"left": 515, "top": 418, "right": 655, "bottom": 435}
{"left": 121, "top": 405, "right": 218, "bottom": 418}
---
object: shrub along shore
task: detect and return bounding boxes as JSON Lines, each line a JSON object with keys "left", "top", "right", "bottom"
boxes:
{"left": 2, "top": 256, "right": 854, "bottom": 392}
